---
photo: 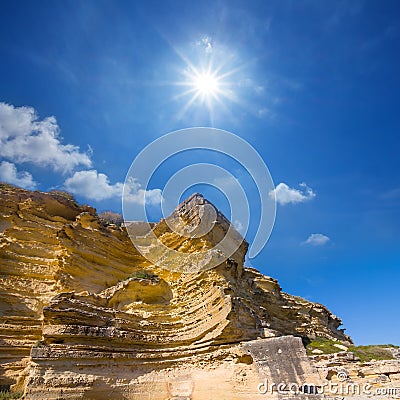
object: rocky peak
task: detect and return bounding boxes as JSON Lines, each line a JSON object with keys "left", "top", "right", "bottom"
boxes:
{"left": 140, "top": 193, "right": 248, "bottom": 273}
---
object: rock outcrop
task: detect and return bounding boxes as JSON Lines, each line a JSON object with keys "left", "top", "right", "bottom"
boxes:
{"left": 0, "top": 184, "right": 398, "bottom": 399}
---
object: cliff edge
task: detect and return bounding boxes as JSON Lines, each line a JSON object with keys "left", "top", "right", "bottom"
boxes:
{"left": 0, "top": 184, "right": 398, "bottom": 399}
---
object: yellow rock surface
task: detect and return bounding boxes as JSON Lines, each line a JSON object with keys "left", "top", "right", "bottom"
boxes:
{"left": 2, "top": 185, "right": 396, "bottom": 399}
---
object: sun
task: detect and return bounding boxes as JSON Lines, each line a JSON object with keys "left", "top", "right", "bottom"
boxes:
{"left": 193, "top": 72, "right": 219, "bottom": 97}
{"left": 172, "top": 49, "right": 244, "bottom": 122}
{"left": 174, "top": 63, "right": 231, "bottom": 120}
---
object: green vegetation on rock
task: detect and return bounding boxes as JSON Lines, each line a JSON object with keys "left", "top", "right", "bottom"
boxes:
{"left": 306, "top": 337, "right": 342, "bottom": 355}
{"left": 0, "top": 182, "right": 18, "bottom": 190}
{"left": 98, "top": 211, "right": 123, "bottom": 226}
{"left": 306, "top": 337, "right": 398, "bottom": 362}
{"left": 348, "top": 344, "right": 398, "bottom": 362}
{"left": 129, "top": 271, "right": 158, "bottom": 281}
{"left": 0, "top": 391, "right": 24, "bottom": 399}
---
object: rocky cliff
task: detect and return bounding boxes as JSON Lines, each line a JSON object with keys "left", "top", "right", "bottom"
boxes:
{"left": 0, "top": 184, "right": 398, "bottom": 399}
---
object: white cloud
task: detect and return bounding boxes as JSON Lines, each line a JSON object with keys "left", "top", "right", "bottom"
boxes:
{"left": 303, "top": 233, "right": 330, "bottom": 246}
{"left": 0, "top": 161, "right": 37, "bottom": 189}
{"left": 64, "top": 170, "right": 123, "bottom": 201}
{"left": 238, "top": 78, "right": 265, "bottom": 95}
{"left": 257, "top": 107, "right": 271, "bottom": 118}
{"left": 198, "top": 36, "right": 213, "bottom": 54}
{"left": 233, "top": 219, "right": 245, "bottom": 234}
{"left": 269, "top": 182, "right": 316, "bottom": 205}
{"left": 212, "top": 175, "right": 239, "bottom": 189}
{"left": 123, "top": 177, "right": 162, "bottom": 205}
{"left": 0, "top": 102, "right": 91, "bottom": 172}
{"left": 255, "top": 85, "right": 265, "bottom": 94}
{"left": 64, "top": 170, "right": 162, "bottom": 205}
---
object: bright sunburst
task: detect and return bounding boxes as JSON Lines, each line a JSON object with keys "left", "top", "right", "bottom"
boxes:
{"left": 182, "top": 64, "right": 226, "bottom": 106}
{"left": 171, "top": 38, "right": 247, "bottom": 123}
{"left": 193, "top": 72, "right": 219, "bottom": 97}
{"left": 174, "top": 63, "right": 237, "bottom": 122}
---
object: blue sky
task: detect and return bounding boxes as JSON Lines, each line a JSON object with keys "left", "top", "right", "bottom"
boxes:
{"left": 0, "top": 0, "right": 399, "bottom": 345}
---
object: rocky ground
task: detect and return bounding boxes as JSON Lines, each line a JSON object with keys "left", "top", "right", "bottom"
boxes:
{"left": 0, "top": 184, "right": 398, "bottom": 399}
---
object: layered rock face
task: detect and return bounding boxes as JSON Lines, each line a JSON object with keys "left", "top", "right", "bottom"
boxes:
{"left": 0, "top": 185, "right": 149, "bottom": 391}
{"left": 1, "top": 185, "right": 398, "bottom": 399}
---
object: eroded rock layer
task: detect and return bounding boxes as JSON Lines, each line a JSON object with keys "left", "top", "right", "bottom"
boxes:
{"left": 2, "top": 185, "right": 398, "bottom": 399}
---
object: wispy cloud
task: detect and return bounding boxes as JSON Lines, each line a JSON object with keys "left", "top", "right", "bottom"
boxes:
{"left": 124, "top": 177, "right": 162, "bottom": 205}
{"left": 322, "top": 0, "right": 363, "bottom": 32}
{"left": 64, "top": 170, "right": 161, "bottom": 205}
{"left": 257, "top": 107, "right": 271, "bottom": 118}
{"left": 0, "top": 161, "right": 37, "bottom": 189}
{"left": 234, "top": 219, "right": 245, "bottom": 234}
{"left": 0, "top": 102, "right": 91, "bottom": 173}
{"left": 254, "top": 85, "right": 265, "bottom": 94}
{"left": 380, "top": 187, "right": 400, "bottom": 200}
{"left": 302, "top": 233, "right": 330, "bottom": 246}
{"left": 269, "top": 182, "right": 316, "bottom": 205}
{"left": 238, "top": 78, "right": 266, "bottom": 95}
{"left": 212, "top": 175, "right": 239, "bottom": 189}
{"left": 196, "top": 35, "right": 213, "bottom": 54}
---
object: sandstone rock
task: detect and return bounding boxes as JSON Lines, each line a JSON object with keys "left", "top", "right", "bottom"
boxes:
{"left": 334, "top": 343, "right": 349, "bottom": 351}
{"left": 2, "top": 185, "right": 396, "bottom": 399}
{"left": 312, "top": 349, "right": 324, "bottom": 354}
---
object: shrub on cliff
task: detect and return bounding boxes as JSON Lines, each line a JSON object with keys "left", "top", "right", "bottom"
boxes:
{"left": 99, "top": 211, "right": 123, "bottom": 226}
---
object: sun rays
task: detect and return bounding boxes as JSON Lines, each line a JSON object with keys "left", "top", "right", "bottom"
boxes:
{"left": 193, "top": 71, "right": 219, "bottom": 98}
{"left": 164, "top": 36, "right": 260, "bottom": 124}
{"left": 170, "top": 47, "right": 245, "bottom": 123}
